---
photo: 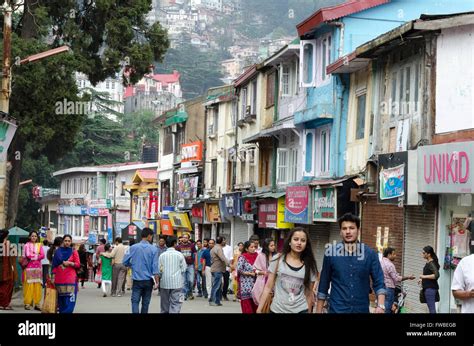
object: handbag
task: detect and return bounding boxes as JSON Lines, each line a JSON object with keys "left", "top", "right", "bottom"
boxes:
{"left": 419, "top": 289, "right": 426, "bottom": 304}
{"left": 259, "top": 256, "right": 281, "bottom": 313}
{"left": 20, "top": 256, "right": 29, "bottom": 270}
{"left": 42, "top": 280, "right": 58, "bottom": 314}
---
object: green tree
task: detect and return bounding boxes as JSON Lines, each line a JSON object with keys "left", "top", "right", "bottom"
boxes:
{"left": 5, "top": 0, "right": 169, "bottom": 227}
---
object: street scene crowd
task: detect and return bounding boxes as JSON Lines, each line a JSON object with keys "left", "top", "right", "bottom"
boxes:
{"left": 1, "top": 213, "right": 473, "bottom": 314}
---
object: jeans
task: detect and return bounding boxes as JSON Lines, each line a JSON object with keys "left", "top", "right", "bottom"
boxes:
{"left": 182, "top": 264, "right": 195, "bottom": 297}
{"left": 160, "top": 288, "right": 183, "bottom": 313}
{"left": 222, "top": 271, "right": 230, "bottom": 298}
{"left": 385, "top": 287, "right": 395, "bottom": 314}
{"left": 199, "top": 270, "right": 208, "bottom": 297}
{"left": 197, "top": 270, "right": 203, "bottom": 295}
{"left": 210, "top": 271, "right": 223, "bottom": 304}
{"left": 131, "top": 279, "right": 153, "bottom": 314}
{"left": 424, "top": 288, "right": 437, "bottom": 314}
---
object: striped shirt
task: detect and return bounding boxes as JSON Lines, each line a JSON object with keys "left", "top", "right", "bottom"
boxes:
{"left": 158, "top": 248, "right": 187, "bottom": 289}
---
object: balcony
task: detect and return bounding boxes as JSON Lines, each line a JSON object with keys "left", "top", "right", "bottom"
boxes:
{"left": 225, "top": 127, "right": 236, "bottom": 137}
{"left": 207, "top": 124, "right": 216, "bottom": 139}
{"left": 244, "top": 113, "right": 256, "bottom": 123}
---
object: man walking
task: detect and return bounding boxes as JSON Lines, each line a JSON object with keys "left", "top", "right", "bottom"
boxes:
{"left": 221, "top": 237, "right": 233, "bottom": 301}
{"left": 380, "top": 247, "right": 415, "bottom": 313}
{"left": 195, "top": 240, "right": 204, "bottom": 297}
{"left": 109, "top": 237, "right": 128, "bottom": 297}
{"left": 157, "top": 236, "right": 168, "bottom": 259}
{"left": 158, "top": 236, "right": 187, "bottom": 313}
{"left": 210, "top": 236, "right": 229, "bottom": 306}
{"left": 316, "top": 213, "right": 386, "bottom": 313}
{"left": 203, "top": 239, "right": 213, "bottom": 300}
{"left": 452, "top": 253, "right": 474, "bottom": 313}
{"left": 123, "top": 228, "right": 159, "bottom": 314}
{"left": 176, "top": 233, "right": 197, "bottom": 300}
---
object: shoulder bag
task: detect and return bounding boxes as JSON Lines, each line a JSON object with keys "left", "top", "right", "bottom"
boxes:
{"left": 260, "top": 256, "right": 281, "bottom": 313}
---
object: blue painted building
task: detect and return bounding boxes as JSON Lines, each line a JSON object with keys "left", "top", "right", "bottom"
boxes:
{"left": 295, "top": 0, "right": 474, "bottom": 181}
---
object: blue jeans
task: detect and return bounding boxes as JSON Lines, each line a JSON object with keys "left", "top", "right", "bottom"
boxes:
{"left": 196, "top": 270, "right": 202, "bottom": 295}
{"left": 424, "top": 288, "right": 437, "bottom": 314}
{"left": 210, "top": 271, "right": 223, "bottom": 304}
{"left": 131, "top": 279, "right": 153, "bottom": 314}
{"left": 182, "top": 264, "right": 195, "bottom": 297}
{"left": 385, "top": 287, "right": 395, "bottom": 314}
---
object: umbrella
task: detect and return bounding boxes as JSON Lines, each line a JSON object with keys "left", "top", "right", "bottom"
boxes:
{"left": 8, "top": 226, "right": 30, "bottom": 244}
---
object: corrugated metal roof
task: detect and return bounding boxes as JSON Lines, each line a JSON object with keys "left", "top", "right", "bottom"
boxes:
{"left": 297, "top": 0, "right": 390, "bottom": 36}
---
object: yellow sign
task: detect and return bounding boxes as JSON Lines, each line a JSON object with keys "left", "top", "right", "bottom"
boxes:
{"left": 277, "top": 197, "right": 294, "bottom": 229}
{"left": 169, "top": 212, "right": 192, "bottom": 231}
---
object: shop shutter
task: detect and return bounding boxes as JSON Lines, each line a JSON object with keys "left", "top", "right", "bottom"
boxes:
{"left": 403, "top": 205, "right": 436, "bottom": 313}
{"left": 309, "top": 224, "right": 330, "bottom": 273}
{"left": 233, "top": 218, "right": 250, "bottom": 246}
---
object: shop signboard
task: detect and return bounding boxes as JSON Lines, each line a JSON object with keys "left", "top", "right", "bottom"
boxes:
{"left": 205, "top": 203, "right": 221, "bottom": 223}
{"left": 418, "top": 142, "right": 474, "bottom": 193}
{"left": 285, "top": 186, "right": 311, "bottom": 224}
{"left": 181, "top": 141, "right": 203, "bottom": 162}
{"left": 277, "top": 197, "right": 294, "bottom": 229}
{"left": 191, "top": 205, "right": 204, "bottom": 224}
{"left": 160, "top": 219, "right": 174, "bottom": 235}
{"left": 258, "top": 200, "right": 277, "bottom": 228}
{"left": 169, "top": 212, "right": 192, "bottom": 230}
{"left": 241, "top": 199, "right": 257, "bottom": 223}
{"left": 177, "top": 176, "right": 198, "bottom": 209}
{"left": 379, "top": 164, "right": 405, "bottom": 200}
{"left": 313, "top": 187, "right": 337, "bottom": 222}
{"left": 222, "top": 192, "right": 242, "bottom": 217}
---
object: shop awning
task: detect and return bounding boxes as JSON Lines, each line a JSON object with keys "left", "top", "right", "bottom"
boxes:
{"left": 164, "top": 110, "right": 188, "bottom": 127}
{"left": 176, "top": 166, "right": 201, "bottom": 175}
{"left": 309, "top": 177, "right": 354, "bottom": 187}
{"left": 243, "top": 120, "right": 295, "bottom": 144}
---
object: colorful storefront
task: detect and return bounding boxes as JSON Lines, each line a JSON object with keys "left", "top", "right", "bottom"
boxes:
{"left": 416, "top": 141, "right": 474, "bottom": 313}
{"left": 257, "top": 196, "right": 294, "bottom": 251}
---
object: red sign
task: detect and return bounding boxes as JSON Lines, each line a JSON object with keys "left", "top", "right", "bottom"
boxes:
{"left": 258, "top": 200, "right": 278, "bottom": 228}
{"left": 148, "top": 190, "right": 158, "bottom": 219}
{"left": 84, "top": 216, "right": 90, "bottom": 236}
{"left": 181, "top": 141, "right": 203, "bottom": 162}
{"left": 98, "top": 209, "right": 109, "bottom": 217}
{"left": 160, "top": 219, "right": 174, "bottom": 235}
{"left": 285, "top": 186, "right": 309, "bottom": 214}
{"left": 192, "top": 206, "right": 203, "bottom": 218}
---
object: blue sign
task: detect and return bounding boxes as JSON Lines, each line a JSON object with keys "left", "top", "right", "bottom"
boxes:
{"left": 379, "top": 164, "right": 405, "bottom": 200}
{"left": 221, "top": 193, "right": 242, "bottom": 221}
{"left": 87, "top": 232, "right": 97, "bottom": 245}
{"left": 107, "top": 228, "right": 113, "bottom": 242}
{"left": 89, "top": 208, "right": 99, "bottom": 216}
{"left": 81, "top": 206, "right": 88, "bottom": 215}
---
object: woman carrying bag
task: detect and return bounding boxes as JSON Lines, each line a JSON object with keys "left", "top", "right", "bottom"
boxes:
{"left": 256, "top": 228, "right": 318, "bottom": 313}
{"left": 23, "top": 231, "right": 45, "bottom": 311}
{"left": 419, "top": 245, "right": 440, "bottom": 314}
{"left": 52, "top": 235, "right": 81, "bottom": 313}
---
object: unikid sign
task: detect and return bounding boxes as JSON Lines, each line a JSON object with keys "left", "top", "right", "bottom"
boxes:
{"left": 417, "top": 142, "right": 474, "bottom": 193}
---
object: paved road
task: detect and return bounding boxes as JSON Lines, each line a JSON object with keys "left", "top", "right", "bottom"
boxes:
{"left": 1, "top": 282, "right": 242, "bottom": 313}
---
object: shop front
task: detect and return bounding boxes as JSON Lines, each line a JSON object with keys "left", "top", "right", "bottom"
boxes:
{"left": 221, "top": 192, "right": 247, "bottom": 246}
{"left": 258, "top": 196, "right": 294, "bottom": 251}
{"left": 417, "top": 141, "right": 474, "bottom": 313}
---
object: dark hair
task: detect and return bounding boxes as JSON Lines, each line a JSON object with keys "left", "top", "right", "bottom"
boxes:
{"left": 78, "top": 244, "right": 86, "bottom": 253}
{"left": 242, "top": 241, "right": 253, "bottom": 253}
{"left": 423, "top": 246, "right": 440, "bottom": 270}
{"left": 249, "top": 234, "right": 260, "bottom": 241}
{"left": 141, "top": 228, "right": 154, "bottom": 238}
{"left": 276, "top": 227, "right": 318, "bottom": 292}
{"left": 129, "top": 239, "right": 136, "bottom": 246}
{"left": 262, "top": 238, "right": 275, "bottom": 262}
{"left": 47, "top": 236, "right": 64, "bottom": 262}
{"left": 196, "top": 239, "right": 202, "bottom": 244}
{"left": 115, "top": 237, "right": 122, "bottom": 244}
{"left": 208, "top": 238, "right": 215, "bottom": 243}
{"left": 238, "top": 242, "right": 243, "bottom": 247}
{"left": 0, "top": 229, "right": 9, "bottom": 242}
{"left": 63, "top": 234, "right": 72, "bottom": 241}
{"left": 43, "top": 239, "right": 49, "bottom": 246}
{"left": 100, "top": 238, "right": 106, "bottom": 244}
{"left": 204, "top": 238, "right": 210, "bottom": 242}
{"left": 383, "top": 247, "right": 395, "bottom": 258}
{"left": 337, "top": 213, "right": 361, "bottom": 229}
{"left": 216, "top": 236, "right": 224, "bottom": 244}
{"left": 28, "top": 231, "right": 39, "bottom": 243}
{"left": 105, "top": 243, "right": 111, "bottom": 251}
{"left": 167, "top": 236, "right": 178, "bottom": 248}
{"left": 158, "top": 235, "right": 166, "bottom": 240}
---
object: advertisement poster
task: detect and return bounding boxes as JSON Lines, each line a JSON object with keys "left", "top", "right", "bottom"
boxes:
{"left": 313, "top": 187, "right": 337, "bottom": 222}
{"left": 379, "top": 164, "right": 405, "bottom": 200}
{"left": 285, "top": 186, "right": 310, "bottom": 224}
{"left": 177, "top": 176, "right": 199, "bottom": 209}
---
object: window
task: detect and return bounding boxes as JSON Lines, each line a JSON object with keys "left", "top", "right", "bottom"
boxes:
{"left": 389, "top": 58, "right": 422, "bottom": 119}
{"left": 107, "top": 175, "right": 115, "bottom": 198}
{"left": 355, "top": 93, "right": 367, "bottom": 140}
{"left": 211, "top": 159, "right": 217, "bottom": 187}
{"left": 86, "top": 178, "right": 90, "bottom": 194}
{"left": 240, "top": 87, "right": 247, "bottom": 119}
{"left": 163, "top": 127, "right": 173, "bottom": 155}
{"left": 305, "top": 132, "right": 313, "bottom": 174}
{"left": 301, "top": 40, "right": 315, "bottom": 87}
{"left": 251, "top": 79, "right": 257, "bottom": 115}
{"left": 73, "top": 216, "right": 81, "bottom": 237}
{"left": 231, "top": 100, "right": 238, "bottom": 126}
{"left": 277, "top": 148, "right": 298, "bottom": 185}
{"left": 315, "top": 126, "right": 331, "bottom": 176}
{"left": 240, "top": 150, "right": 246, "bottom": 181}
{"left": 73, "top": 179, "right": 77, "bottom": 194}
{"left": 79, "top": 178, "right": 83, "bottom": 194}
{"left": 91, "top": 177, "right": 97, "bottom": 200}
{"left": 121, "top": 181, "right": 126, "bottom": 196}
{"left": 266, "top": 71, "right": 276, "bottom": 107}
{"left": 111, "top": 82, "right": 115, "bottom": 89}
{"left": 317, "top": 34, "right": 332, "bottom": 86}
{"left": 281, "top": 65, "right": 290, "bottom": 96}
{"left": 106, "top": 81, "right": 110, "bottom": 89}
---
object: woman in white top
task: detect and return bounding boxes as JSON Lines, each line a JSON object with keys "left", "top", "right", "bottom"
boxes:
{"left": 256, "top": 227, "right": 318, "bottom": 313}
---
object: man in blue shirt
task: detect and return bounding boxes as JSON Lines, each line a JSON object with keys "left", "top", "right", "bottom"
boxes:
{"left": 316, "top": 213, "right": 386, "bottom": 313}
{"left": 123, "top": 228, "right": 159, "bottom": 313}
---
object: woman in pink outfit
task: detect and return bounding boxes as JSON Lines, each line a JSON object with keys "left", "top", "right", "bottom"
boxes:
{"left": 23, "top": 231, "right": 45, "bottom": 310}
{"left": 251, "top": 238, "right": 276, "bottom": 306}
